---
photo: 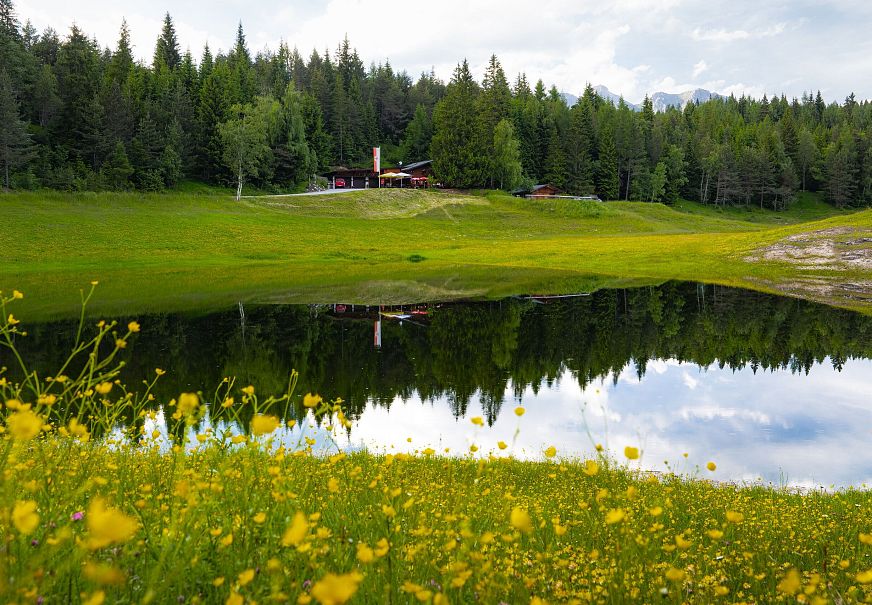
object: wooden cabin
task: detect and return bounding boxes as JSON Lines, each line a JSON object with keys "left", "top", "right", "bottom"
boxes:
{"left": 512, "top": 184, "right": 560, "bottom": 198}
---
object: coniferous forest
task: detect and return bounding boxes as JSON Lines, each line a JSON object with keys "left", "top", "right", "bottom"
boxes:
{"left": 1, "top": 2, "right": 872, "bottom": 208}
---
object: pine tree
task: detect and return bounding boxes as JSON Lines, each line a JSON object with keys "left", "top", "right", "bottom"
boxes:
{"left": 542, "top": 124, "right": 567, "bottom": 189}
{"left": 824, "top": 131, "right": 858, "bottom": 208}
{"left": 197, "top": 64, "right": 231, "bottom": 180}
{"left": 101, "top": 140, "right": 133, "bottom": 189}
{"left": 0, "top": 0, "right": 18, "bottom": 38}
{"left": 430, "top": 60, "right": 485, "bottom": 188}
{"left": 477, "top": 54, "right": 511, "bottom": 185}
{"left": 53, "top": 25, "right": 102, "bottom": 163}
{"left": 796, "top": 129, "right": 818, "bottom": 191}
{"left": 153, "top": 13, "right": 180, "bottom": 70}
{"left": 0, "top": 69, "right": 33, "bottom": 188}
{"left": 400, "top": 104, "right": 432, "bottom": 162}
{"left": 107, "top": 19, "right": 133, "bottom": 84}
{"left": 596, "top": 133, "right": 620, "bottom": 200}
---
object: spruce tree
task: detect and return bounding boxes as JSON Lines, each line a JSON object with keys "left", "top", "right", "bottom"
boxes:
{"left": 153, "top": 13, "right": 180, "bottom": 70}
{"left": 596, "top": 133, "right": 620, "bottom": 200}
{"left": 0, "top": 69, "right": 33, "bottom": 188}
{"left": 430, "top": 60, "right": 485, "bottom": 188}
{"left": 542, "top": 124, "right": 567, "bottom": 190}
{"left": 0, "top": 0, "right": 18, "bottom": 38}
{"left": 400, "top": 104, "right": 432, "bottom": 162}
{"left": 108, "top": 19, "right": 133, "bottom": 84}
{"left": 477, "top": 54, "right": 511, "bottom": 185}
{"left": 101, "top": 140, "right": 133, "bottom": 189}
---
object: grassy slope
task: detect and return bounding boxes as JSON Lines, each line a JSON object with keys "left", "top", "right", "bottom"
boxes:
{"left": 1, "top": 189, "right": 870, "bottom": 319}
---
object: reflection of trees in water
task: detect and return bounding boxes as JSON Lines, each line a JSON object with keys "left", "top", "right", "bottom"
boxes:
{"left": 7, "top": 283, "right": 872, "bottom": 424}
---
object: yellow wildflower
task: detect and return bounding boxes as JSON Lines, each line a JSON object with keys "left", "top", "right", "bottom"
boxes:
{"left": 583, "top": 459, "right": 599, "bottom": 476}
{"left": 95, "top": 382, "right": 113, "bottom": 396}
{"left": 83, "top": 562, "right": 126, "bottom": 586}
{"left": 624, "top": 446, "right": 640, "bottom": 460}
{"left": 127, "top": 321, "right": 140, "bottom": 333}
{"left": 706, "top": 461, "right": 717, "bottom": 471}
{"left": 12, "top": 500, "right": 39, "bottom": 535}
{"left": 356, "top": 543, "right": 375, "bottom": 563}
{"left": 665, "top": 567, "right": 686, "bottom": 582}
{"left": 374, "top": 538, "right": 389, "bottom": 557}
{"left": 7, "top": 409, "right": 43, "bottom": 441}
{"left": 82, "top": 591, "right": 105, "bottom": 605}
{"left": 226, "top": 592, "right": 243, "bottom": 605}
{"left": 725, "top": 510, "right": 744, "bottom": 523}
{"left": 310, "top": 572, "right": 362, "bottom": 605}
{"left": 237, "top": 569, "right": 256, "bottom": 586}
{"left": 510, "top": 507, "right": 533, "bottom": 534}
{"left": 860, "top": 533, "right": 872, "bottom": 545}
{"left": 303, "top": 393, "right": 321, "bottom": 408}
{"left": 544, "top": 446, "right": 556, "bottom": 458}
{"left": 605, "top": 509, "right": 626, "bottom": 525}
{"left": 281, "top": 512, "right": 309, "bottom": 547}
{"left": 177, "top": 392, "right": 200, "bottom": 416}
{"left": 777, "top": 569, "right": 801, "bottom": 595}
{"left": 253, "top": 512, "right": 266, "bottom": 524}
{"left": 497, "top": 441, "right": 508, "bottom": 450}
{"left": 470, "top": 416, "right": 483, "bottom": 426}
{"left": 251, "top": 414, "right": 280, "bottom": 436}
{"left": 707, "top": 529, "right": 724, "bottom": 539}
{"left": 857, "top": 570, "right": 872, "bottom": 584}
{"left": 37, "top": 393, "right": 57, "bottom": 406}
{"left": 86, "top": 498, "right": 139, "bottom": 549}
{"left": 514, "top": 407, "right": 525, "bottom": 416}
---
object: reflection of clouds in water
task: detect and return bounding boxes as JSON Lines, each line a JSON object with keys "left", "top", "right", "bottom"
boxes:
{"left": 143, "top": 358, "right": 872, "bottom": 488}
{"left": 348, "top": 358, "right": 872, "bottom": 488}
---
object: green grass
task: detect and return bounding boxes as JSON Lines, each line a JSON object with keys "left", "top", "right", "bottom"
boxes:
{"left": 1, "top": 189, "right": 871, "bottom": 319}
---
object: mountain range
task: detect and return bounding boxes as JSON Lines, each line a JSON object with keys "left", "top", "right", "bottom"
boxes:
{"left": 560, "top": 85, "right": 722, "bottom": 112}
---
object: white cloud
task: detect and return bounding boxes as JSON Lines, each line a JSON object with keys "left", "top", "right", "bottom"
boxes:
{"left": 691, "top": 22, "right": 785, "bottom": 43}
{"left": 682, "top": 371, "right": 699, "bottom": 390}
{"left": 692, "top": 59, "right": 708, "bottom": 78}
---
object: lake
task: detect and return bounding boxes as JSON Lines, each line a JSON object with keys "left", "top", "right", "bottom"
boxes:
{"left": 6, "top": 281, "right": 872, "bottom": 488}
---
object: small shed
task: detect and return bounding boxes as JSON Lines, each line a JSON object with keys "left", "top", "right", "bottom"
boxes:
{"left": 512, "top": 184, "right": 560, "bottom": 198}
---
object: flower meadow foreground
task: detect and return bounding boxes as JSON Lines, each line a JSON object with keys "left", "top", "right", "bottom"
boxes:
{"left": 2, "top": 289, "right": 872, "bottom": 604}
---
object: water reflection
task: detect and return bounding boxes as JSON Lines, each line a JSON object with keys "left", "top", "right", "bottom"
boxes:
{"left": 6, "top": 282, "right": 872, "bottom": 486}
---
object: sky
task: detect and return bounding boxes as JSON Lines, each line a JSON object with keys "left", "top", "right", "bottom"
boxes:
{"left": 16, "top": 0, "right": 872, "bottom": 104}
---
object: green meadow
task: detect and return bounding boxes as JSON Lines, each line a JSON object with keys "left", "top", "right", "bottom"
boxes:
{"left": 1, "top": 188, "right": 871, "bottom": 318}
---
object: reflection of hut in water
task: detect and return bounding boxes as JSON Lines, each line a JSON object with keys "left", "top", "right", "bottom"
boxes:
{"left": 325, "top": 304, "right": 433, "bottom": 348}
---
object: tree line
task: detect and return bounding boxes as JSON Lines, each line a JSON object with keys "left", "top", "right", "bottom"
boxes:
{"left": 1, "top": 1, "right": 871, "bottom": 208}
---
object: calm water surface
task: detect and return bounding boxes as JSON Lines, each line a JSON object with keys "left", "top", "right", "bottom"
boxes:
{"left": 8, "top": 282, "right": 872, "bottom": 487}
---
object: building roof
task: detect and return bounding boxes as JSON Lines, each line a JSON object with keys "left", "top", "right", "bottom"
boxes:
{"left": 321, "top": 167, "right": 375, "bottom": 177}
{"left": 400, "top": 160, "right": 433, "bottom": 171}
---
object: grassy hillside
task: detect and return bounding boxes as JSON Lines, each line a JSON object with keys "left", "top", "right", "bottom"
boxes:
{"left": 1, "top": 189, "right": 870, "bottom": 319}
